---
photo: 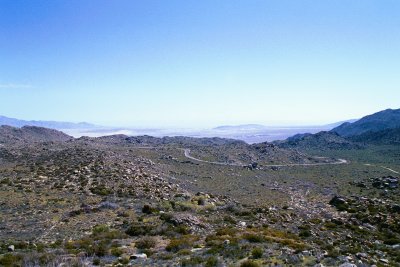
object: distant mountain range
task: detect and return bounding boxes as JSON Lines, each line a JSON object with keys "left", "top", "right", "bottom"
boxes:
{"left": 0, "top": 115, "right": 358, "bottom": 143}
{"left": 0, "top": 115, "right": 97, "bottom": 129}
{"left": 2, "top": 109, "right": 399, "bottom": 146}
{"left": 213, "top": 120, "right": 358, "bottom": 132}
{"left": 213, "top": 124, "right": 267, "bottom": 131}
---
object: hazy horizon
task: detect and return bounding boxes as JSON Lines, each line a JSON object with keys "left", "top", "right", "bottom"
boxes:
{"left": 1, "top": 1, "right": 400, "bottom": 127}
{"left": 0, "top": 112, "right": 359, "bottom": 129}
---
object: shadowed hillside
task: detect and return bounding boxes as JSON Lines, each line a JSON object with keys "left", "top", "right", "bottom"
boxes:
{"left": 332, "top": 108, "right": 400, "bottom": 137}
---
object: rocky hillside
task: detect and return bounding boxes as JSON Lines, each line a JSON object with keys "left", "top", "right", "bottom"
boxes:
{"left": 331, "top": 108, "right": 400, "bottom": 137}
{"left": 349, "top": 127, "right": 400, "bottom": 145}
{"left": 1, "top": 125, "right": 400, "bottom": 266}
{"left": 0, "top": 125, "right": 72, "bottom": 145}
{"left": 273, "top": 131, "right": 361, "bottom": 151}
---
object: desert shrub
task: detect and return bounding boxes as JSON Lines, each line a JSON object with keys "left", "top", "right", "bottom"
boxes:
{"left": 175, "top": 201, "right": 197, "bottom": 212}
{"left": 216, "top": 227, "right": 237, "bottom": 236}
{"left": 299, "top": 229, "right": 312, "bottom": 238}
{"left": 93, "top": 258, "right": 101, "bottom": 265}
{"left": 91, "top": 226, "right": 125, "bottom": 240}
{"left": 159, "top": 212, "right": 174, "bottom": 222}
{"left": 324, "top": 221, "right": 338, "bottom": 229}
{"left": 0, "top": 253, "right": 23, "bottom": 266}
{"left": 335, "top": 203, "right": 349, "bottom": 211}
{"left": 166, "top": 237, "right": 192, "bottom": 252}
{"left": 205, "top": 256, "right": 219, "bottom": 267}
{"left": 197, "top": 197, "right": 206, "bottom": 205}
{"left": 93, "top": 241, "right": 107, "bottom": 257}
{"left": 235, "top": 209, "right": 253, "bottom": 217}
{"left": 92, "top": 224, "right": 109, "bottom": 234}
{"left": 251, "top": 247, "right": 263, "bottom": 258}
{"left": 136, "top": 237, "right": 156, "bottom": 249}
{"left": 327, "top": 247, "right": 340, "bottom": 258}
{"left": 223, "top": 215, "right": 237, "bottom": 224}
{"left": 240, "top": 260, "right": 260, "bottom": 267}
{"left": 181, "top": 256, "right": 204, "bottom": 266}
{"left": 383, "top": 237, "right": 400, "bottom": 245}
{"left": 309, "top": 218, "right": 322, "bottom": 224}
{"left": 90, "top": 186, "right": 112, "bottom": 196}
{"left": 142, "top": 204, "right": 157, "bottom": 214}
{"left": 175, "top": 225, "right": 191, "bottom": 235}
{"left": 110, "top": 247, "right": 123, "bottom": 256}
{"left": 126, "top": 223, "right": 156, "bottom": 236}
{"left": 178, "top": 249, "right": 191, "bottom": 255}
{"left": 38, "top": 253, "right": 56, "bottom": 264}
{"left": 243, "top": 233, "right": 264, "bottom": 243}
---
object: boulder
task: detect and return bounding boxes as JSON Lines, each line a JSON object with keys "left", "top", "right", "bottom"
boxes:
{"left": 329, "top": 196, "right": 347, "bottom": 206}
{"left": 130, "top": 253, "right": 147, "bottom": 260}
{"left": 338, "top": 264, "right": 357, "bottom": 267}
{"left": 168, "top": 213, "right": 204, "bottom": 229}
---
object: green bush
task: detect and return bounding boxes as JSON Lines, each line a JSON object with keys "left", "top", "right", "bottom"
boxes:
{"left": 166, "top": 238, "right": 191, "bottom": 252}
{"left": 93, "top": 258, "right": 101, "bottom": 265}
{"left": 181, "top": 256, "right": 204, "bottom": 266}
{"left": 126, "top": 223, "right": 155, "bottom": 236}
{"left": 0, "top": 253, "right": 23, "bottom": 266}
{"left": 240, "top": 260, "right": 260, "bottom": 267}
{"left": 299, "top": 229, "right": 312, "bottom": 238}
{"left": 110, "top": 247, "right": 123, "bottom": 256}
{"left": 92, "top": 224, "right": 109, "bottom": 234}
{"left": 243, "top": 233, "right": 264, "bottom": 243}
{"left": 136, "top": 237, "right": 156, "bottom": 249}
{"left": 205, "top": 256, "right": 219, "bottom": 267}
{"left": 142, "top": 204, "right": 157, "bottom": 214}
{"left": 251, "top": 247, "right": 263, "bottom": 258}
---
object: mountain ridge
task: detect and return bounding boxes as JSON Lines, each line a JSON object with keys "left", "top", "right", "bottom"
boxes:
{"left": 0, "top": 115, "right": 97, "bottom": 130}
{"left": 331, "top": 108, "right": 400, "bottom": 137}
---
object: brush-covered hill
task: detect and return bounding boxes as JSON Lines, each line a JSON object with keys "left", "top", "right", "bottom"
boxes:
{"left": 273, "top": 131, "right": 361, "bottom": 151}
{"left": 76, "top": 134, "right": 328, "bottom": 166}
{"left": 349, "top": 127, "right": 400, "bottom": 145}
{"left": 331, "top": 108, "right": 400, "bottom": 137}
{"left": 0, "top": 125, "right": 72, "bottom": 145}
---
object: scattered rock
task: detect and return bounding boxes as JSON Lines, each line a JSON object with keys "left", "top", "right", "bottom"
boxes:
{"left": 130, "top": 253, "right": 147, "bottom": 260}
{"left": 329, "top": 196, "right": 347, "bottom": 207}
{"left": 379, "top": 258, "right": 389, "bottom": 264}
{"left": 338, "top": 263, "right": 357, "bottom": 267}
{"left": 238, "top": 221, "right": 246, "bottom": 227}
{"left": 356, "top": 252, "right": 368, "bottom": 259}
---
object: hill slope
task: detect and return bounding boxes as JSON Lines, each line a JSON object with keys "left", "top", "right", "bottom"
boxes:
{"left": 0, "top": 125, "right": 72, "bottom": 145}
{"left": 349, "top": 127, "right": 400, "bottom": 145}
{"left": 273, "top": 131, "right": 360, "bottom": 151}
{"left": 331, "top": 108, "right": 400, "bottom": 137}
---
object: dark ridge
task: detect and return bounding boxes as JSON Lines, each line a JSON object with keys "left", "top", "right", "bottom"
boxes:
{"left": 331, "top": 108, "right": 400, "bottom": 137}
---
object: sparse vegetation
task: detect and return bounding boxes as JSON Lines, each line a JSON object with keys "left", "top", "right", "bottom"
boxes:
{"left": 1, "top": 124, "right": 400, "bottom": 265}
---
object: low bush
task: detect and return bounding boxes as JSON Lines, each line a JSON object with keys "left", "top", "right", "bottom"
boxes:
{"left": 136, "top": 237, "right": 156, "bottom": 249}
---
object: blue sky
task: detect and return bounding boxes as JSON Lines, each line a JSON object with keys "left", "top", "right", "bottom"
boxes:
{"left": 1, "top": 0, "right": 400, "bottom": 127}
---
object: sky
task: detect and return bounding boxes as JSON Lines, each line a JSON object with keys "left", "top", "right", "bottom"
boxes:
{"left": 1, "top": 0, "right": 400, "bottom": 128}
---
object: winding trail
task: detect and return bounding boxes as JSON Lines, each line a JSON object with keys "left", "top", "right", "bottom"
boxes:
{"left": 364, "top": 163, "right": 399, "bottom": 174}
{"left": 183, "top": 148, "right": 348, "bottom": 167}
